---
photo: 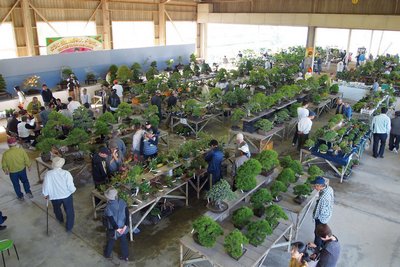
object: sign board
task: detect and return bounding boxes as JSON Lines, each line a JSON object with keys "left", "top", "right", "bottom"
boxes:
{"left": 46, "top": 35, "right": 103, "bottom": 55}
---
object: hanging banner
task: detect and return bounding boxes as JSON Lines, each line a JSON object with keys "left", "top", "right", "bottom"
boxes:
{"left": 46, "top": 35, "right": 103, "bottom": 55}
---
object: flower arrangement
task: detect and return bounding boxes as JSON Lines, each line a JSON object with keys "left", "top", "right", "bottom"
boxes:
{"left": 23, "top": 75, "right": 41, "bottom": 89}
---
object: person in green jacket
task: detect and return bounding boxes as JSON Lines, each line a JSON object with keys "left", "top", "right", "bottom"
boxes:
{"left": 1, "top": 137, "right": 33, "bottom": 200}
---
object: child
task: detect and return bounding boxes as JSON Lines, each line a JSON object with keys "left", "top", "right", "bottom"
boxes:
{"left": 289, "top": 242, "right": 310, "bottom": 267}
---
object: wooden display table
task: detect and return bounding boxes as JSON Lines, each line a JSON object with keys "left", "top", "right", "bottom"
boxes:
{"left": 179, "top": 220, "right": 293, "bottom": 267}
{"left": 170, "top": 112, "right": 223, "bottom": 138}
{"left": 35, "top": 157, "right": 86, "bottom": 183}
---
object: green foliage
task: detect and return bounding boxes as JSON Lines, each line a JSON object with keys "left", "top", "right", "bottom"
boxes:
{"left": 270, "top": 180, "right": 287, "bottom": 198}
{"left": 0, "top": 74, "right": 6, "bottom": 92}
{"left": 215, "top": 68, "right": 229, "bottom": 82}
{"left": 206, "top": 179, "right": 235, "bottom": 203}
{"left": 323, "top": 130, "right": 338, "bottom": 141}
{"left": 288, "top": 160, "right": 303, "bottom": 175}
{"left": 255, "top": 119, "right": 273, "bottom": 132}
{"left": 274, "top": 110, "right": 290, "bottom": 124}
{"left": 246, "top": 220, "right": 272, "bottom": 246}
{"left": 130, "top": 62, "right": 142, "bottom": 82}
{"left": 293, "top": 184, "right": 312, "bottom": 197}
{"left": 115, "top": 102, "right": 133, "bottom": 119}
{"left": 289, "top": 103, "right": 301, "bottom": 117}
{"left": 277, "top": 168, "right": 296, "bottom": 186}
{"left": 231, "top": 108, "right": 246, "bottom": 124}
{"left": 139, "top": 181, "right": 151, "bottom": 194}
{"left": 94, "top": 121, "right": 110, "bottom": 136}
{"left": 265, "top": 204, "right": 288, "bottom": 228}
{"left": 232, "top": 206, "right": 253, "bottom": 228}
{"left": 329, "top": 84, "right": 339, "bottom": 94}
{"left": 184, "top": 99, "right": 203, "bottom": 117}
{"left": 144, "top": 105, "right": 160, "bottom": 127}
{"left": 308, "top": 165, "right": 324, "bottom": 177}
{"left": 235, "top": 159, "right": 262, "bottom": 191}
{"left": 304, "top": 139, "right": 315, "bottom": 148}
{"left": 223, "top": 91, "right": 238, "bottom": 106}
{"left": 116, "top": 65, "right": 132, "bottom": 83}
{"left": 234, "top": 88, "right": 251, "bottom": 105}
{"left": 40, "top": 111, "right": 73, "bottom": 139}
{"left": 193, "top": 216, "right": 223, "bottom": 248}
{"left": 279, "top": 155, "right": 292, "bottom": 168}
{"left": 98, "top": 112, "right": 116, "bottom": 124}
{"left": 250, "top": 188, "right": 272, "bottom": 210}
{"left": 329, "top": 114, "right": 344, "bottom": 124}
{"left": 224, "top": 229, "right": 248, "bottom": 259}
{"left": 146, "top": 66, "right": 159, "bottom": 81}
{"left": 73, "top": 106, "right": 93, "bottom": 131}
{"left": 209, "top": 87, "right": 222, "bottom": 102}
{"left": 255, "top": 150, "right": 279, "bottom": 173}
{"left": 64, "top": 128, "right": 89, "bottom": 150}
{"left": 126, "top": 165, "right": 143, "bottom": 185}
{"left": 319, "top": 144, "right": 328, "bottom": 152}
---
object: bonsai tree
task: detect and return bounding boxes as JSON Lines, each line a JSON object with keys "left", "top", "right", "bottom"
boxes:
{"left": 64, "top": 128, "right": 90, "bottom": 151}
{"left": 94, "top": 120, "right": 111, "bottom": 137}
{"left": 231, "top": 206, "right": 253, "bottom": 229}
{"left": 224, "top": 229, "right": 248, "bottom": 260}
{"left": 73, "top": 106, "right": 93, "bottom": 131}
{"left": 289, "top": 103, "right": 301, "bottom": 117}
{"left": 116, "top": 65, "right": 132, "bottom": 83}
{"left": 265, "top": 204, "right": 288, "bottom": 229}
{"left": 293, "top": 183, "right": 312, "bottom": 204}
{"left": 288, "top": 160, "right": 303, "bottom": 176}
{"left": 108, "top": 64, "right": 118, "bottom": 83}
{"left": 165, "top": 59, "right": 174, "bottom": 72}
{"left": 255, "top": 150, "right": 279, "bottom": 174}
{"left": 246, "top": 220, "right": 272, "bottom": 246}
{"left": 235, "top": 159, "right": 262, "bottom": 191}
{"left": 319, "top": 144, "right": 328, "bottom": 153}
{"left": 98, "top": 111, "right": 116, "bottom": 124}
{"left": 274, "top": 110, "right": 290, "bottom": 125}
{"left": 234, "top": 88, "right": 251, "bottom": 105}
{"left": 329, "top": 84, "right": 339, "bottom": 94}
{"left": 206, "top": 179, "right": 235, "bottom": 210}
{"left": 270, "top": 180, "right": 287, "bottom": 202}
{"left": 308, "top": 165, "right": 324, "bottom": 177}
{"left": 279, "top": 155, "right": 293, "bottom": 168}
{"left": 0, "top": 74, "right": 6, "bottom": 92}
{"left": 146, "top": 62, "right": 159, "bottom": 81}
{"left": 209, "top": 87, "right": 222, "bottom": 102}
{"left": 323, "top": 130, "right": 338, "bottom": 142}
{"left": 130, "top": 62, "right": 142, "bottom": 82}
{"left": 115, "top": 102, "right": 133, "bottom": 121}
{"left": 231, "top": 108, "right": 246, "bottom": 128}
{"left": 277, "top": 168, "right": 296, "bottom": 186}
{"left": 250, "top": 188, "right": 272, "bottom": 217}
{"left": 192, "top": 215, "right": 223, "bottom": 248}
{"left": 126, "top": 165, "right": 143, "bottom": 186}
{"left": 144, "top": 105, "right": 160, "bottom": 128}
{"left": 304, "top": 139, "right": 315, "bottom": 149}
{"left": 223, "top": 91, "right": 238, "bottom": 107}
{"left": 255, "top": 119, "right": 274, "bottom": 133}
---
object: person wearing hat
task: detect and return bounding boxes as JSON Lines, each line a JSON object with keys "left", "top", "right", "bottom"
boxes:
{"left": 297, "top": 111, "right": 316, "bottom": 151}
{"left": 112, "top": 80, "right": 123, "bottom": 99}
{"left": 204, "top": 139, "right": 224, "bottom": 185}
{"left": 107, "top": 89, "right": 121, "bottom": 113}
{"left": 310, "top": 176, "right": 334, "bottom": 249}
{"left": 42, "top": 157, "right": 76, "bottom": 232}
{"left": 232, "top": 144, "right": 250, "bottom": 179}
{"left": 2, "top": 137, "right": 33, "bottom": 200}
{"left": 235, "top": 133, "right": 250, "bottom": 158}
{"left": 41, "top": 84, "right": 54, "bottom": 108}
{"left": 371, "top": 107, "right": 391, "bottom": 158}
{"left": 103, "top": 188, "right": 129, "bottom": 261}
{"left": 92, "top": 147, "right": 111, "bottom": 189}
{"left": 140, "top": 129, "right": 159, "bottom": 160}
{"left": 389, "top": 110, "right": 400, "bottom": 153}
{"left": 151, "top": 90, "right": 162, "bottom": 120}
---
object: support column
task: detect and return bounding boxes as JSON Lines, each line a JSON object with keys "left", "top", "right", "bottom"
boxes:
{"left": 198, "top": 23, "right": 207, "bottom": 60}
{"left": 21, "top": 0, "right": 35, "bottom": 56}
{"left": 101, "top": 0, "right": 111, "bottom": 50}
{"left": 158, "top": 3, "right": 166, "bottom": 46}
{"left": 368, "top": 30, "right": 374, "bottom": 57}
{"left": 346, "top": 29, "right": 352, "bottom": 54}
{"left": 304, "top": 26, "right": 316, "bottom": 72}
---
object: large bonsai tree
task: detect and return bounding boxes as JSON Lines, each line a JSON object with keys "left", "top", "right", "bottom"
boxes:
{"left": 192, "top": 216, "right": 223, "bottom": 248}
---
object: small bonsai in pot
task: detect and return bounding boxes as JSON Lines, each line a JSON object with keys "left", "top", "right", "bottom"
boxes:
{"left": 293, "top": 183, "right": 312, "bottom": 204}
{"left": 98, "top": 111, "right": 117, "bottom": 124}
{"left": 323, "top": 130, "right": 338, "bottom": 142}
{"left": 235, "top": 159, "right": 262, "bottom": 191}
{"left": 255, "top": 119, "right": 274, "bottom": 134}
{"left": 288, "top": 160, "right": 303, "bottom": 176}
{"left": 115, "top": 102, "right": 133, "bottom": 122}
{"left": 246, "top": 220, "right": 272, "bottom": 246}
{"left": 223, "top": 91, "right": 238, "bottom": 107}
{"left": 308, "top": 165, "right": 324, "bottom": 177}
{"left": 279, "top": 155, "right": 293, "bottom": 168}
{"left": 224, "top": 229, "right": 249, "bottom": 260}
{"left": 319, "top": 144, "right": 329, "bottom": 154}
{"left": 277, "top": 168, "right": 296, "bottom": 186}
{"left": 232, "top": 206, "right": 253, "bottom": 229}
{"left": 192, "top": 215, "right": 223, "bottom": 248}
{"left": 250, "top": 188, "right": 273, "bottom": 217}
{"left": 116, "top": 65, "right": 132, "bottom": 84}
{"left": 304, "top": 139, "right": 315, "bottom": 149}
{"left": 206, "top": 179, "right": 235, "bottom": 213}
{"left": 231, "top": 108, "right": 246, "bottom": 130}
{"left": 274, "top": 110, "right": 290, "bottom": 125}
{"left": 329, "top": 84, "right": 339, "bottom": 94}
{"left": 265, "top": 204, "right": 288, "bottom": 229}
{"left": 270, "top": 180, "right": 287, "bottom": 202}
{"left": 255, "top": 150, "right": 279, "bottom": 176}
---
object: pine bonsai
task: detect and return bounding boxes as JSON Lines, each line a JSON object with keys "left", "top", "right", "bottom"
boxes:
{"left": 255, "top": 150, "right": 279, "bottom": 173}
{"left": 250, "top": 188, "right": 272, "bottom": 216}
{"left": 319, "top": 144, "right": 329, "bottom": 153}
{"left": 255, "top": 119, "right": 274, "bottom": 132}
{"left": 192, "top": 216, "right": 223, "bottom": 248}
{"left": 308, "top": 165, "right": 324, "bottom": 177}
{"left": 94, "top": 120, "right": 111, "bottom": 136}
{"left": 246, "top": 220, "right": 272, "bottom": 246}
{"left": 265, "top": 204, "right": 288, "bottom": 228}
{"left": 329, "top": 84, "right": 339, "bottom": 94}
{"left": 224, "top": 229, "right": 248, "bottom": 259}
{"left": 98, "top": 111, "right": 116, "bottom": 124}
{"left": 206, "top": 179, "right": 235, "bottom": 208}
{"left": 288, "top": 160, "right": 303, "bottom": 175}
{"left": 223, "top": 91, "right": 238, "bottom": 107}
{"left": 277, "top": 168, "right": 296, "bottom": 186}
{"left": 279, "top": 155, "right": 293, "bottom": 168}
{"left": 117, "top": 65, "right": 132, "bottom": 83}
{"left": 115, "top": 102, "right": 133, "bottom": 120}
{"left": 232, "top": 206, "right": 253, "bottom": 228}
{"left": 231, "top": 108, "right": 246, "bottom": 125}
{"left": 235, "top": 159, "right": 261, "bottom": 191}
{"left": 73, "top": 106, "right": 93, "bottom": 131}
{"left": 130, "top": 62, "right": 142, "bottom": 82}
{"left": 270, "top": 180, "right": 287, "bottom": 200}
{"left": 293, "top": 184, "right": 312, "bottom": 197}
{"left": 0, "top": 74, "right": 6, "bottom": 92}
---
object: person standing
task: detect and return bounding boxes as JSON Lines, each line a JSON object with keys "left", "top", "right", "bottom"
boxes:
{"left": 66, "top": 73, "right": 80, "bottom": 100}
{"left": 297, "top": 111, "right": 316, "bottom": 151}
{"left": 107, "top": 143, "right": 123, "bottom": 175}
{"left": 92, "top": 147, "right": 111, "bottom": 189}
{"left": 67, "top": 97, "right": 81, "bottom": 114}
{"left": 0, "top": 211, "right": 7, "bottom": 231}
{"left": 310, "top": 177, "right": 334, "bottom": 249}
{"left": 108, "top": 89, "right": 121, "bottom": 113}
{"left": 112, "top": 80, "right": 124, "bottom": 99}
{"left": 389, "top": 111, "right": 400, "bottom": 153}
{"left": 80, "top": 88, "right": 91, "bottom": 106}
{"left": 292, "top": 100, "right": 310, "bottom": 147}
{"left": 372, "top": 80, "right": 379, "bottom": 92}
{"left": 103, "top": 188, "right": 129, "bottom": 261}
{"left": 232, "top": 145, "right": 250, "bottom": 178}
{"left": 109, "top": 130, "right": 126, "bottom": 159}
{"left": 14, "top": 86, "right": 26, "bottom": 110}
{"left": 101, "top": 85, "right": 108, "bottom": 114}
{"left": 308, "top": 224, "right": 340, "bottom": 267}
{"left": 42, "top": 157, "right": 76, "bottom": 233}
{"left": 371, "top": 107, "right": 391, "bottom": 158}
{"left": 335, "top": 98, "right": 345, "bottom": 115}
{"left": 1, "top": 137, "right": 33, "bottom": 200}
{"left": 132, "top": 123, "right": 145, "bottom": 162}
{"left": 140, "top": 129, "right": 159, "bottom": 160}
{"left": 40, "top": 84, "right": 54, "bottom": 108}
{"left": 235, "top": 133, "right": 250, "bottom": 158}
{"left": 151, "top": 90, "right": 162, "bottom": 120}
{"left": 167, "top": 91, "right": 178, "bottom": 109}
{"left": 204, "top": 139, "right": 224, "bottom": 185}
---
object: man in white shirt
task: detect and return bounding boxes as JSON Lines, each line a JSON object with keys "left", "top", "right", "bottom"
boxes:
{"left": 67, "top": 97, "right": 81, "bottom": 114}
{"left": 371, "top": 107, "right": 391, "bottom": 158}
{"left": 292, "top": 100, "right": 310, "bottom": 146}
{"left": 112, "top": 80, "right": 124, "bottom": 99}
{"left": 132, "top": 122, "right": 145, "bottom": 162}
{"left": 297, "top": 111, "right": 316, "bottom": 151}
{"left": 80, "top": 88, "right": 91, "bottom": 105}
{"left": 42, "top": 157, "right": 76, "bottom": 232}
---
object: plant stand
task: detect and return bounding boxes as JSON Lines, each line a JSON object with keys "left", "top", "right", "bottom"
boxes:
{"left": 35, "top": 157, "right": 86, "bottom": 184}
{"left": 170, "top": 112, "right": 224, "bottom": 138}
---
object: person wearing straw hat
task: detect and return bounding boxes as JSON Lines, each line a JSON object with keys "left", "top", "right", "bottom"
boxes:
{"left": 232, "top": 145, "right": 250, "bottom": 178}
{"left": 103, "top": 188, "right": 129, "bottom": 261}
{"left": 2, "top": 137, "right": 33, "bottom": 201}
{"left": 42, "top": 157, "right": 76, "bottom": 232}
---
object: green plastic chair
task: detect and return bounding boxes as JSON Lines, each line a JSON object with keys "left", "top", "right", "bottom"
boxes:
{"left": 0, "top": 239, "right": 19, "bottom": 267}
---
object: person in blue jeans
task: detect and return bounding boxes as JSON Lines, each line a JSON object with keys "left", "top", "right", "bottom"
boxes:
{"left": 0, "top": 211, "right": 7, "bottom": 231}
{"left": 204, "top": 139, "right": 224, "bottom": 185}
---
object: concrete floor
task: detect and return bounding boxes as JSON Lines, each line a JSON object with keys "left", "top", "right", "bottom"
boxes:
{"left": 0, "top": 92, "right": 399, "bottom": 267}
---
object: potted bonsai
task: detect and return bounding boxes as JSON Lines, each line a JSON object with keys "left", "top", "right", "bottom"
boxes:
{"left": 192, "top": 215, "right": 223, "bottom": 248}
{"left": 73, "top": 106, "right": 94, "bottom": 132}
{"left": 274, "top": 110, "right": 290, "bottom": 126}
{"left": 205, "top": 179, "right": 235, "bottom": 213}
{"left": 246, "top": 220, "right": 272, "bottom": 246}
{"left": 319, "top": 144, "right": 329, "bottom": 154}
{"left": 115, "top": 102, "right": 133, "bottom": 123}
{"left": 231, "top": 108, "right": 246, "bottom": 130}
{"left": 250, "top": 188, "right": 273, "bottom": 217}
{"left": 270, "top": 180, "right": 287, "bottom": 202}
{"left": 116, "top": 65, "right": 132, "bottom": 84}
{"left": 231, "top": 206, "right": 253, "bottom": 229}
{"left": 308, "top": 165, "right": 324, "bottom": 177}
{"left": 235, "top": 159, "right": 262, "bottom": 192}
{"left": 277, "top": 168, "right": 296, "bottom": 187}
{"left": 288, "top": 159, "right": 303, "bottom": 176}
{"left": 130, "top": 62, "right": 142, "bottom": 83}
{"left": 304, "top": 139, "right": 315, "bottom": 150}
{"left": 265, "top": 204, "right": 288, "bottom": 229}
{"left": 329, "top": 84, "right": 339, "bottom": 95}
{"left": 255, "top": 150, "right": 279, "bottom": 176}
{"left": 224, "top": 229, "right": 249, "bottom": 260}
{"left": 223, "top": 91, "right": 238, "bottom": 108}
{"left": 255, "top": 119, "right": 274, "bottom": 135}
{"left": 293, "top": 183, "right": 312, "bottom": 204}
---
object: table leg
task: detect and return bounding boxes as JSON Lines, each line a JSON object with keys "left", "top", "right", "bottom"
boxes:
{"left": 92, "top": 195, "right": 97, "bottom": 219}
{"left": 36, "top": 161, "right": 41, "bottom": 183}
{"left": 197, "top": 175, "right": 200, "bottom": 199}
{"left": 180, "top": 244, "right": 183, "bottom": 267}
{"left": 129, "top": 213, "right": 133, "bottom": 241}
{"left": 287, "top": 225, "right": 293, "bottom": 252}
{"left": 186, "top": 182, "right": 188, "bottom": 206}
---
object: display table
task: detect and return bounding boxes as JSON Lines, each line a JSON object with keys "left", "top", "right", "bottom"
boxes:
{"left": 120, "top": 128, "right": 169, "bottom": 149}
{"left": 170, "top": 112, "right": 223, "bottom": 138}
{"left": 179, "top": 220, "right": 293, "bottom": 267}
{"left": 357, "top": 95, "right": 389, "bottom": 122}
{"left": 311, "top": 98, "right": 332, "bottom": 117}
{"left": 35, "top": 157, "right": 86, "bottom": 183}
{"left": 229, "top": 126, "right": 285, "bottom": 153}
